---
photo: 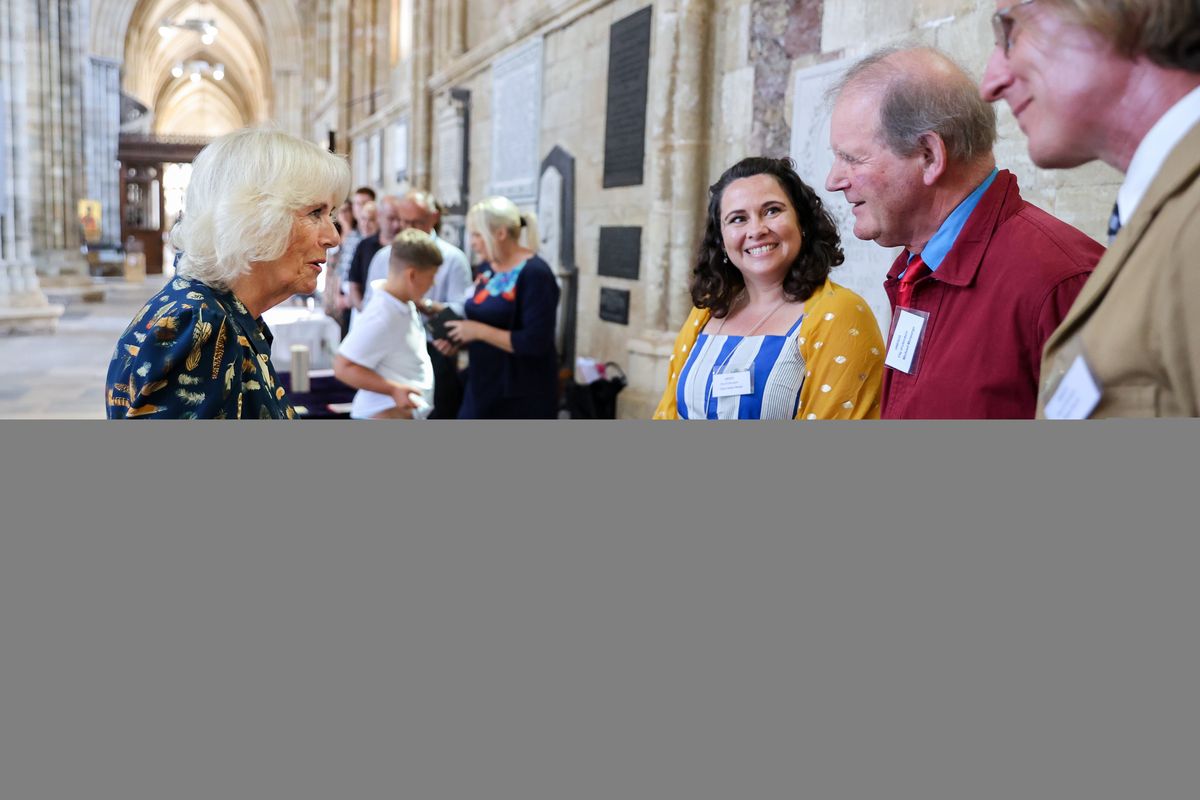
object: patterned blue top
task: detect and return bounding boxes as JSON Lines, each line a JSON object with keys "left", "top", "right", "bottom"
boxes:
{"left": 458, "top": 255, "right": 560, "bottom": 419}
{"left": 676, "top": 314, "right": 807, "bottom": 420}
{"left": 105, "top": 277, "right": 295, "bottom": 419}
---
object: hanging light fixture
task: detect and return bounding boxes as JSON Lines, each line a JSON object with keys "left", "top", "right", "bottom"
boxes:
{"left": 158, "top": 17, "right": 219, "bottom": 44}
{"left": 171, "top": 60, "right": 227, "bottom": 83}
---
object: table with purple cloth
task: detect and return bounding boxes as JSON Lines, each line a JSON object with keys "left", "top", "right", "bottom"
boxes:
{"left": 278, "top": 369, "right": 356, "bottom": 419}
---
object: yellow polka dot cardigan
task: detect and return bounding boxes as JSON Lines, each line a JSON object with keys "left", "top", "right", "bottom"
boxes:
{"left": 652, "top": 278, "right": 885, "bottom": 420}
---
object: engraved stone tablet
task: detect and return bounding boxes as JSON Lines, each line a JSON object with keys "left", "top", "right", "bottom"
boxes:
{"left": 369, "top": 131, "right": 382, "bottom": 185}
{"left": 539, "top": 166, "right": 563, "bottom": 274}
{"left": 539, "top": 146, "right": 578, "bottom": 366}
{"left": 603, "top": 6, "right": 653, "bottom": 188}
{"left": 597, "top": 226, "right": 641, "bottom": 280}
{"left": 392, "top": 118, "right": 409, "bottom": 183}
{"left": 354, "top": 138, "right": 368, "bottom": 186}
{"left": 491, "top": 38, "right": 543, "bottom": 205}
{"left": 0, "top": 105, "right": 7, "bottom": 195}
{"left": 436, "top": 97, "right": 466, "bottom": 209}
{"left": 599, "top": 287, "right": 631, "bottom": 325}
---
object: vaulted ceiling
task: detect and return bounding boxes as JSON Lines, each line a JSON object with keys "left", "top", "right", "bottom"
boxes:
{"left": 91, "top": 0, "right": 304, "bottom": 136}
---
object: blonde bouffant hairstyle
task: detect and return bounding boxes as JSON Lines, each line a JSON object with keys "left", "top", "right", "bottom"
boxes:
{"left": 465, "top": 196, "right": 539, "bottom": 263}
{"left": 172, "top": 127, "right": 351, "bottom": 289}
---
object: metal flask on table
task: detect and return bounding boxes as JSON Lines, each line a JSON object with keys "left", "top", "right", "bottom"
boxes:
{"left": 290, "top": 344, "right": 311, "bottom": 393}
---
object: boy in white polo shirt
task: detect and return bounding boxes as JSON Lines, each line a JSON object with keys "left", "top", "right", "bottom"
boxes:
{"left": 334, "top": 229, "right": 443, "bottom": 419}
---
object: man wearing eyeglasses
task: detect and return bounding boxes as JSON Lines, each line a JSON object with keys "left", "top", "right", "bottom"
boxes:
{"left": 826, "top": 46, "right": 1101, "bottom": 418}
{"left": 981, "top": 0, "right": 1200, "bottom": 417}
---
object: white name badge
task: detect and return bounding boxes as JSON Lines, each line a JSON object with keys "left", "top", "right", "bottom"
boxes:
{"left": 1043, "top": 354, "right": 1102, "bottom": 420}
{"left": 884, "top": 309, "right": 928, "bottom": 374}
{"left": 712, "top": 370, "right": 753, "bottom": 398}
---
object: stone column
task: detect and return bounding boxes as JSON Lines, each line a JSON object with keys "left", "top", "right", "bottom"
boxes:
{"left": 433, "top": 0, "right": 465, "bottom": 69}
{"left": 274, "top": 67, "right": 302, "bottom": 136}
{"left": 410, "top": 0, "right": 435, "bottom": 188}
{"left": 335, "top": 0, "right": 353, "bottom": 151}
{"left": 0, "top": 0, "right": 64, "bottom": 333}
{"left": 27, "top": 0, "right": 93, "bottom": 290}
{"left": 297, "top": 0, "right": 319, "bottom": 128}
{"left": 624, "top": 0, "right": 713, "bottom": 417}
{"left": 447, "top": 0, "right": 466, "bottom": 60}
{"left": 348, "top": 0, "right": 378, "bottom": 128}
{"left": 85, "top": 56, "right": 122, "bottom": 246}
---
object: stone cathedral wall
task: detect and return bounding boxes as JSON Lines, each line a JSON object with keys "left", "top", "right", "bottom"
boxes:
{"left": 345, "top": 0, "right": 1120, "bottom": 417}
{"left": 2, "top": 0, "right": 1122, "bottom": 406}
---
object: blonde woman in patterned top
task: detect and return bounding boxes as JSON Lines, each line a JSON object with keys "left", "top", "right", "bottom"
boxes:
{"left": 105, "top": 128, "right": 419, "bottom": 419}
{"left": 654, "top": 157, "right": 885, "bottom": 420}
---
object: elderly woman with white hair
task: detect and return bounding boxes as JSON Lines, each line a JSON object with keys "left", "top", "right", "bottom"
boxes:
{"left": 105, "top": 127, "right": 396, "bottom": 419}
{"left": 439, "top": 195, "right": 560, "bottom": 419}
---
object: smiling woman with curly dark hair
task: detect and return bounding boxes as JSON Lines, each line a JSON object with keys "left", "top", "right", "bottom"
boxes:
{"left": 653, "top": 157, "right": 885, "bottom": 420}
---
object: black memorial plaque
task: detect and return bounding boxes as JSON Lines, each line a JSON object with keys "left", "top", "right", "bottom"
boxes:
{"left": 602, "top": 6, "right": 653, "bottom": 188}
{"left": 597, "top": 226, "right": 641, "bottom": 280}
{"left": 599, "top": 288, "right": 631, "bottom": 326}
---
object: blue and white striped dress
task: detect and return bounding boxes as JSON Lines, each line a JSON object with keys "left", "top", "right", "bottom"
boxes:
{"left": 676, "top": 315, "right": 807, "bottom": 419}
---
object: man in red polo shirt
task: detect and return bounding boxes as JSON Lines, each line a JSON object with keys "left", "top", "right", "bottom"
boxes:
{"left": 825, "top": 46, "right": 1103, "bottom": 418}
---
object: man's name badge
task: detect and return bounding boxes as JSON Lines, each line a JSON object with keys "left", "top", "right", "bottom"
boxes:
{"left": 1043, "top": 354, "right": 1101, "bottom": 420}
{"left": 884, "top": 308, "right": 929, "bottom": 375}
{"left": 711, "top": 368, "right": 753, "bottom": 398}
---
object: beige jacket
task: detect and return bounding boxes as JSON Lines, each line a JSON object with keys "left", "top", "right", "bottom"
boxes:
{"left": 1038, "top": 121, "right": 1200, "bottom": 417}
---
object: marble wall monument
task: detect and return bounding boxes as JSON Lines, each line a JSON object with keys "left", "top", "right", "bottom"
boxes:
{"left": 490, "top": 38, "right": 543, "bottom": 206}
{"left": 436, "top": 88, "right": 471, "bottom": 250}
{"left": 538, "top": 145, "right": 577, "bottom": 365}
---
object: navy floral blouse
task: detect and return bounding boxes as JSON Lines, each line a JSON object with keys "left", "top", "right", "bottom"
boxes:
{"left": 458, "top": 256, "right": 560, "bottom": 419}
{"left": 106, "top": 277, "right": 296, "bottom": 419}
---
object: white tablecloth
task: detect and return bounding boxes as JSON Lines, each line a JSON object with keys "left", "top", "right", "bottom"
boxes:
{"left": 261, "top": 305, "right": 342, "bottom": 372}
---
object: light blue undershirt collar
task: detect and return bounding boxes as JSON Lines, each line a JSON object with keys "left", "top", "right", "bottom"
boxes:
{"left": 907, "top": 168, "right": 998, "bottom": 272}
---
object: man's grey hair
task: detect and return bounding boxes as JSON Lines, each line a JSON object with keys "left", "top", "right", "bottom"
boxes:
{"left": 828, "top": 46, "right": 997, "bottom": 164}
{"left": 404, "top": 189, "right": 438, "bottom": 216}
{"left": 172, "top": 127, "right": 351, "bottom": 289}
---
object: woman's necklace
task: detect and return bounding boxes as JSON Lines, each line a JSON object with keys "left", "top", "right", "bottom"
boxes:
{"left": 714, "top": 293, "right": 787, "bottom": 338}
{"left": 491, "top": 248, "right": 528, "bottom": 272}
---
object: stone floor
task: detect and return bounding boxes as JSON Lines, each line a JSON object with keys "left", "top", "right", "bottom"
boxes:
{"left": 0, "top": 277, "right": 163, "bottom": 418}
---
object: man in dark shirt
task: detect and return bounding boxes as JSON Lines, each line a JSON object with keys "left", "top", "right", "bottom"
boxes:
{"left": 347, "top": 194, "right": 403, "bottom": 321}
{"left": 825, "top": 46, "right": 1103, "bottom": 418}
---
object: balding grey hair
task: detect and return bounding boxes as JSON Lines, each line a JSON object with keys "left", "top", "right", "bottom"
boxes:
{"left": 404, "top": 189, "right": 438, "bottom": 215}
{"left": 828, "top": 46, "right": 997, "bottom": 164}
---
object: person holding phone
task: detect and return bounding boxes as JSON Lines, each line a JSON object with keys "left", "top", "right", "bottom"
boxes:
{"left": 436, "top": 196, "right": 560, "bottom": 419}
